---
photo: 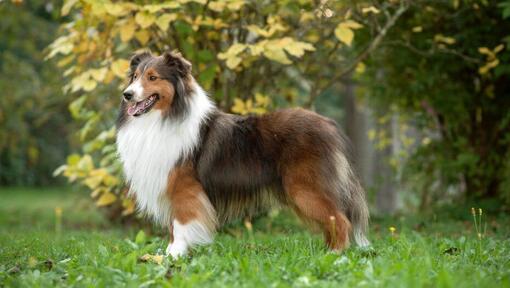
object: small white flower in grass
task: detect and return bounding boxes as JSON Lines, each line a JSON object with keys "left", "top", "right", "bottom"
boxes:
{"left": 334, "top": 256, "right": 349, "bottom": 266}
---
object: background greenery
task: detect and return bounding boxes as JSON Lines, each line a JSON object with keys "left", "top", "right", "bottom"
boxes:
{"left": 2, "top": 0, "right": 509, "bottom": 213}
{"left": 0, "top": 0, "right": 73, "bottom": 185}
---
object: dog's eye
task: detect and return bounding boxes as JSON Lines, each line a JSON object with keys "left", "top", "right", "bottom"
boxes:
{"left": 149, "top": 76, "right": 157, "bottom": 81}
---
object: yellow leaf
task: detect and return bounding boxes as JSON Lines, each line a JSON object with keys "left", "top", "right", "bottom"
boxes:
{"left": 478, "top": 58, "right": 499, "bottom": 75}
{"left": 91, "top": 187, "right": 105, "bottom": 198}
{"left": 299, "top": 12, "right": 315, "bottom": 23}
{"left": 104, "top": 3, "right": 130, "bottom": 16}
{"left": 57, "top": 55, "right": 75, "bottom": 67}
{"left": 246, "top": 22, "right": 286, "bottom": 38}
{"left": 218, "top": 44, "right": 246, "bottom": 69}
{"left": 96, "top": 192, "right": 117, "bottom": 207}
{"left": 61, "top": 0, "right": 79, "bottom": 16}
{"left": 335, "top": 25, "right": 354, "bottom": 46}
{"left": 84, "top": 176, "right": 102, "bottom": 190}
{"left": 208, "top": 1, "right": 225, "bottom": 12}
{"left": 342, "top": 20, "right": 363, "bottom": 29}
{"left": 103, "top": 70, "right": 115, "bottom": 84}
{"left": 478, "top": 47, "right": 491, "bottom": 55}
{"left": 255, "top": 93, "right": 270, "bottom": 107}
{"left": 362, "top": 6, "right": 380, "bottom": 14}
{"left": 53, "top": 165, "right": 67, "bottom": 177}
{"left": 47, "top": 36, "right": 74, "bottom": 59}
{"left": 111, "top": 59, "right": 130, "bottom": 78}
{"left": 452, "top": 0, "right": 460, "bottom": 9}
{"left": 249, "top": 43, "right": 265, "bottom": 56}
{"left": 226, "top": 56, "right": 242, "bottom": 69}
{"left": 90, "top": 168, "right": 108, "bottom": 178}
{"left": 155, "top": 14, "right": 177, "bottom": 31}
{"left": 82, "top": 78, "right": 97, "bottom": 92}
{"left": 139, "top": 254, "right": 164, "bottom": 265}
{"left": 135, "top": 30, "right": 150, "bottom": 45}
{"left": 335, "top": 20, "right": 362, "bottom": 46}
{"left": 434, "top": 34, "right": 456, "bottom": 45}
{"left": 143, "top": 2, "right": 180, "bottom": 13}
{"left": 283, "top": 38, "right": 315, "bottom": 58}
{"left": 231, "top": 98, "right": 247, "bottom": 115}
{"left": 245, "top": 99, "right": 253, "bottom": 111}
{"left": 90, "top": 2, "right": 107, "bottom": 16}
{"left": 122, "top": 198, "right": 136, "bottom": 216}
{"left": 251, "top": 107, "right": 267, "bottom": 115}
{"left": 412, "top": 26, "right": 423, "bottom": 33}
{"left": 263, "top": 48, "right": 291, "bottom": 64}
{"left": 220, "top": 43, "right": 247, "bottom": 59}
{"left": 90, "top": 68, "right": 108, "bottom": 82}
{"left": 135, "top": 12, "right": 156, "bottom": 29}
{"left": 103, "top": 174, "right": 120, "bottom": 186}
{"left": 119, "top": 20, "right": 136, "bottom": 43}
{"left": 67, "top": 154, "right": 81, "bottom": 166}
{"left": 227, "top": 0, "right": 245, "bottom": 11}
{"left": 246, "top": 25, "right": 272, "bottom": 38}
{"left": 185, "top": 0, "right": 207, "bottom": 4}
{"left": 78, "top": 155, "right": 94, "bottom": 172}
{"left": 493, "top": 44, "right": 505, "bottom": 54}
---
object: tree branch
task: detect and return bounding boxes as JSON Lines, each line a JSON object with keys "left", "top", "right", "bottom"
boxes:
{"left": 384, "top": 40, "right": 482, "bottom": 64}
{"left": 304, "top": 2, "right": 409, "bottom": 108}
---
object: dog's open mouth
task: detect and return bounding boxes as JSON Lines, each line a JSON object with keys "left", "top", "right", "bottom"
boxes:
{"left": 127, "top": 94, "right": 159, "bottom": 117}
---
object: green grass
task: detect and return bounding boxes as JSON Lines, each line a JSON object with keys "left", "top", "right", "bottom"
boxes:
{"left": 0, "top": 187, "right": 509, "bottom": 287}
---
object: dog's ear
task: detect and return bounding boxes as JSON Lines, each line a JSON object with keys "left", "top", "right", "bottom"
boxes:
{"left": 163, "top": 51, "right": 192, "bottom": 76}
{"left": 129, "top": 51, "right": 152, "bottom": 74}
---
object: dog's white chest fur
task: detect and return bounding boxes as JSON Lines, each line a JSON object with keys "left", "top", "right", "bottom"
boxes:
{"left": 116, "top": 87, "right": 213, "bottom": 225}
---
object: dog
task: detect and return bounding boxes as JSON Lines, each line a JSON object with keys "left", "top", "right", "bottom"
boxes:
{"left": 116, "top": 51, "right": 370, "bottom": 258}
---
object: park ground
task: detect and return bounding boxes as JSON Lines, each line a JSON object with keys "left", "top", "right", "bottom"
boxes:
{"left": 0, "top": 187, "right": 509, "bottom": 287}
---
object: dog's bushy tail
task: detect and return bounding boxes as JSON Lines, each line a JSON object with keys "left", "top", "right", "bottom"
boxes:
{"left": 333, "top": 151, "right": 370, "bottom": 247}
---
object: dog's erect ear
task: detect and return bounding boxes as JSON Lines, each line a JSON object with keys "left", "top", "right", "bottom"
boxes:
{"left": 163, "top": 51, "right": 192, "bottom": 76}
{"left": 129, "top": 51, "right": 152, "bottom": 73}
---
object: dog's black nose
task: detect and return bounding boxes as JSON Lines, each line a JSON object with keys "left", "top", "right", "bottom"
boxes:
{"left": 123, "top": 90, "right": 133, "bottom": 101}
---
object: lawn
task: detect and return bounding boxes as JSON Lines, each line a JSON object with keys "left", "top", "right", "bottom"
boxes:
{"left": 0, "top": 187, "right": 509, "bottom": 287}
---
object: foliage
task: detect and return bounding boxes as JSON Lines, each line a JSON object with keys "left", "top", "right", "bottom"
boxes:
{"left": 0, "top": 0, "right": 73, "bottom": 185}
{"left": 48, "top": 0, "right": 406, "bottom": 216}
{"left": 360, "top": 0, "right": 510, "bottom": 205}
{"left": 1, "top": 188, "right": 510, "bottom": 287}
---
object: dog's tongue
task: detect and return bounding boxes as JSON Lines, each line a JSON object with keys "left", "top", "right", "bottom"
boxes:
{"left": 127, "top": 101, "right": 145, "bottom": 116}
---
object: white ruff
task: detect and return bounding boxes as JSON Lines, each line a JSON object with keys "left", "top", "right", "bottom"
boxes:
{"left": 116, "top": 84, "right": 214, "bottom": 226}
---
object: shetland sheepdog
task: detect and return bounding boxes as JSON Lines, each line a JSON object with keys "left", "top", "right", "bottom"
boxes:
{"left": 116, "top": 51, "right": 369, "bottom": 258}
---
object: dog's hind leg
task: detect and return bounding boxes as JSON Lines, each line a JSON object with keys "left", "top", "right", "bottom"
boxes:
{"left": 166, "top": 165, "right": 217, "bottom": 258}
{"left": 283, "top": 162, "right": 351, "bottom": 251}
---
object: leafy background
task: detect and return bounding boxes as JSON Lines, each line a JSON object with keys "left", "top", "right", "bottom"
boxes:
{"left": 2, "top": 0, "right": 510, "bottom": 218}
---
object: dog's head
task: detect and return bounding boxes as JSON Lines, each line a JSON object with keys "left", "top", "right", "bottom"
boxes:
{"left": 121, "top": 51, "right": 193, "bottom": 119}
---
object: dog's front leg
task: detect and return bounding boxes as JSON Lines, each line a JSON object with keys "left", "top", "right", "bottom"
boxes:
{"left": 166, "top": 165, "right": 218, "bottom": 259}
{"left": 165, "top": 219, "right": 215, "bottom": 258}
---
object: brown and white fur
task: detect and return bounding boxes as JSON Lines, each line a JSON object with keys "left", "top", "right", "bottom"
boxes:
{"left": 116, "top": 51, "right": 370, "bottom": 258}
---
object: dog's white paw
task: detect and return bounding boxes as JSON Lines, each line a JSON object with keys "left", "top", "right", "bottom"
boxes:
{"left": 165, "top": 241, "right": 188, "bottom": 259}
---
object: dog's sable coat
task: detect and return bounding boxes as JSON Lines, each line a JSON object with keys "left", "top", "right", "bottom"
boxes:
{"left": 116, "top": 51, "right": 370, "bottom": 258}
